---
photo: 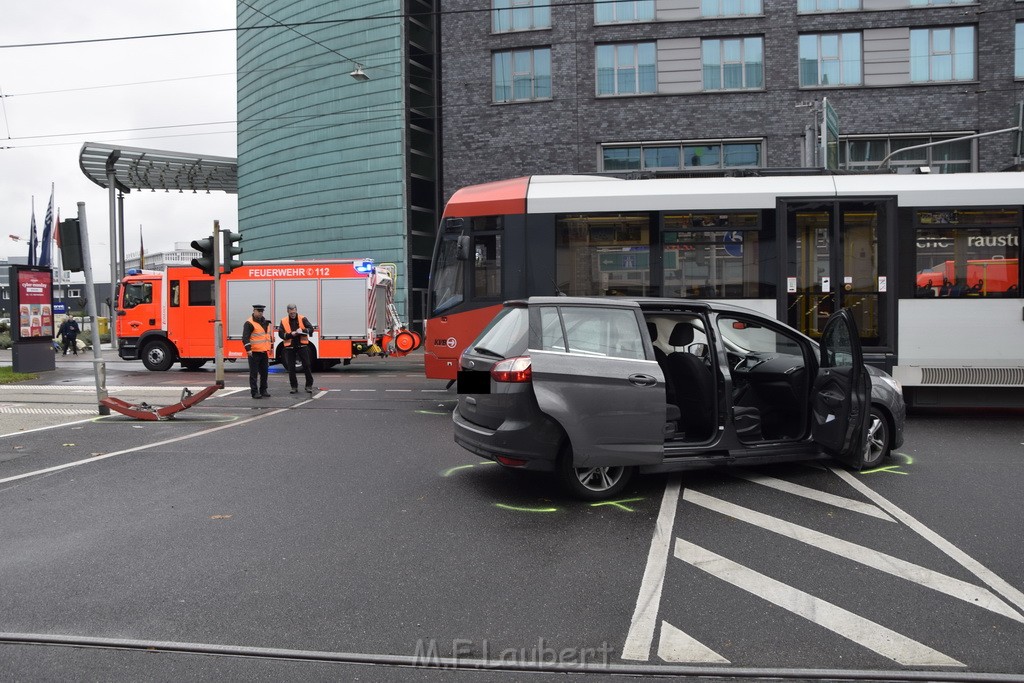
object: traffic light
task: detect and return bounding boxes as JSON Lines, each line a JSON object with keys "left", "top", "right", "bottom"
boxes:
{"left": 191, "top": 235, "right": 216, "bottom": 276}
{"left": 58, "top": 218, "right": 85, "bottom": 272}
{"left": 222, "top": 230, "right": 243, "bottom": 274}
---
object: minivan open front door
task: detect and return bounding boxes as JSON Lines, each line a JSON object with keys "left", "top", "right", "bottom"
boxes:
{"left": 811, "top": 308, "right": 870, "bottom": 468}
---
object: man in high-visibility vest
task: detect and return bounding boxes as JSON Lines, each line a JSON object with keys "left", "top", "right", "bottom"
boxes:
{"left": 242, "top": 304, "right": 273, "bottom": 399}
{"left": 279, "top": 303, "right": 315, "bottom": 394}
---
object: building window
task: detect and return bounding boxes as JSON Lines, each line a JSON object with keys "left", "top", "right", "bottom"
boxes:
{"left": 701, "top": 0, "right": 761, "bottom": 16}
{"left": 840, "top": 134, "right": 974, "bottom": 173}
{"left": 596, "top": 43, "right": 656, "bottom": 96}
{"left": 799, "top": 33, "right": 862, "bottom": 87}
{"left": 601, "top": 140, "right": 764, "bottom": 171}
{"left": 493, "top": 48, "right": 552, "bottom": 103}
{"left": 797, "top": 0, "right": 860, "bottom": 11}
{"left": 492, "top": 0, "right": 550, "bottom": 33}
{"left": 68, "top": 288, "right": 81, "bottom": 298}
{"left": 910, "top": 26, "right": 975, "bottom": 83}
{"left": 703, "top": 37, "right": 763, "bottom": 91}
{"left": 595, "top": 0, "right": 654, "bottom": 24}
{"left": 704, "top": 0, "right": 761, "bottom": 16}
{"left": 1016, "top": 22, "right": 1024, "bottom": 78}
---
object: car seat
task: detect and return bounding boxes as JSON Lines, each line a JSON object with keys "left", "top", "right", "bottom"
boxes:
{"left": 666, "top": 322, "right": 715, "bottom": 440}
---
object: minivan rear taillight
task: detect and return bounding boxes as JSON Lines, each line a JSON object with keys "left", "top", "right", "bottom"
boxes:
{"left": 490, "top": 356, "right": 532, "bottom": 383}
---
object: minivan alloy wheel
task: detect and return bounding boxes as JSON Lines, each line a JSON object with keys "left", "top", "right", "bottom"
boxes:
{"left": 557, "top": 445, "right": 634, "bottom": 500}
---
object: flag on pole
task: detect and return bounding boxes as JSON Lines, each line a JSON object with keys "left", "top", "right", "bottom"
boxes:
{"left": 39, "top": 185, "right": 55, "bottom": 267}
{"left": 55, "top": 210, "right": 62, "bottom": 249}
{"left": 27, "top": 201, "right": 38, "bottom": 266}
{"left": 139, "top": 225, "right": 145, "bottom": 268}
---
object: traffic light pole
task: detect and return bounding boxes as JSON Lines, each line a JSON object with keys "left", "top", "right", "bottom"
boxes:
{"left": 77, "top": 202, "right": 110, "bottom": 415}
{"left": 213, "top": 220, "right": 225, "bottom": 388}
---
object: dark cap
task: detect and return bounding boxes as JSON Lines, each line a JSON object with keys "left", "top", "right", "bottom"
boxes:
{"left": 252, "top": 304, "right": 266, "bottom": 311}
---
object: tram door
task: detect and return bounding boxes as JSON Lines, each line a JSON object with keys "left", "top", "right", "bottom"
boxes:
{"left": 783, "top": 200, "right": 891, "bottom": 352}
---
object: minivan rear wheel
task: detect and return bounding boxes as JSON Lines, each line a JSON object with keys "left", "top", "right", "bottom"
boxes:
{"left": 556, "top": 445, "right": 634, "bottom": 501}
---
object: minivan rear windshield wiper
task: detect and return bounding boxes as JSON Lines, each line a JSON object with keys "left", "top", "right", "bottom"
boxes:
{"left": 473, "top": 346, "right": 504, "bottom": 358}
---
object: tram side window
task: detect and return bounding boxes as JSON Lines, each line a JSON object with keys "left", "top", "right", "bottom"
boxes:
{"left": 663, "top": 212, "right": 767, "bottom": 299}
{"left": 555, "top": 213, "right": 651, "bottom": 296}
{"left": 473, "top": 233, "right": 502, "bottom": 299}
{"left": 913, "top": 209, "right": 1020, "bottom": 298}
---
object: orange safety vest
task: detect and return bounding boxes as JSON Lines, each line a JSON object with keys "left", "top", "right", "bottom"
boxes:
{"left": 280, "top": 315, "right": 310, "bottom": 346}
{"left": 248, "top": 317, "right": 272, "bottom": 352}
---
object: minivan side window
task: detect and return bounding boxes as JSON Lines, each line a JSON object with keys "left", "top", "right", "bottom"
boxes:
{"left": 821, "top": 316, "right": 853, "bottom": 368}
{"left": 560, "top": 307, "right": 645, "bottom": 360}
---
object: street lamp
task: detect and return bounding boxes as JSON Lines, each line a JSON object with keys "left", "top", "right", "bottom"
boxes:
{"left": 349, "top": 64, "right": 370, "bottom": 82}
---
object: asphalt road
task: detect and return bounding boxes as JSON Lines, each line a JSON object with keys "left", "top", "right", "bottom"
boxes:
{"left": 1, "top": 351, "right": 1023, "bottom": 681}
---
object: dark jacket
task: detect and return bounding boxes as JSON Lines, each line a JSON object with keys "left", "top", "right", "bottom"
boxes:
{"left": 58, "top": 319, "right": 81, "bottom": 339}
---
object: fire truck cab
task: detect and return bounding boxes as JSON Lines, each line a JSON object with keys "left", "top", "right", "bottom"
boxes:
{"left": 116, "top": 259, "right": 419, "bottom": 371}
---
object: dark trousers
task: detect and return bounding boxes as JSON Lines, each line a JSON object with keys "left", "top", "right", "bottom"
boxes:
{"left": 285, "top": 344, "right": 314, "bottom": 389}
{"left": 61, "top": 337, "right": 78, "bottom": 355}
{"left": 248, "top": 352, "right": 269, "bottom": 395}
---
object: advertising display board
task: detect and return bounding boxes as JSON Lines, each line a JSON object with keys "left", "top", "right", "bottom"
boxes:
{"left": 10, "top": 266, "right": 54, "bottom": 341}
{"left": 8, "top": 265, "right": 56, "bottom": 372}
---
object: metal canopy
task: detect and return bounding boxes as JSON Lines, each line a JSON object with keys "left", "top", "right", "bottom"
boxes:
{"left": 78, "top": 142, "right": 238, "bottom": 194}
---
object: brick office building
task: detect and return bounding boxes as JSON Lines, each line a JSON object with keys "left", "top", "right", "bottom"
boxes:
{"left": 440, "top": 0, "right": 1024, "bottom": 198}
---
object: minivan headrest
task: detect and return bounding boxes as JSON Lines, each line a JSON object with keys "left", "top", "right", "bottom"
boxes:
{"left": 669, "top": 322, "right": 694, "bottom": 346}
{"left": 646, "top": 322, "right": 658, "bottom": 342}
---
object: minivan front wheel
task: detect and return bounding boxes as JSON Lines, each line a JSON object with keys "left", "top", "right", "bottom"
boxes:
{"left": 862, "top": 407, "right": 891, "bottom": 469}
{"left": 557, "top": 446, "right": 634, "bottom": 501}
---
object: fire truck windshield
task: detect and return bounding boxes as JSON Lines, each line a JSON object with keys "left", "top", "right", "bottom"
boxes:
{"left": 122, "top": 282, "right": 153, "bottom": 309}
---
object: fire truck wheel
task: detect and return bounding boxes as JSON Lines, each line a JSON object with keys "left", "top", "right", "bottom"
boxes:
{"left": 142, "top": 339, "right": 176, "bottom": 372}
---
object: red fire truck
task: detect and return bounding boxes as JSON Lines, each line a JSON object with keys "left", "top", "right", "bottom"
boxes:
{"left": 116, "top": 259, "right": 420, "bottom": 371}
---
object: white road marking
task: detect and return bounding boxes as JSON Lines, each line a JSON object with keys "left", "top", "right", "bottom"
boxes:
{"left": 0, "top": 407, "right": 96, "bottom": 416}
{"left": 674, "top": 539, "right": 964, "bottom": 668}
{"left": 0, "top": 417, "right": 96, "bottom": 439}
{"left": 350, "top": 389, "right": 377, "bottom": 392}
{"left": 384, "top": 389, "right": 412, "bottom": 392}
{"left": 732, "top": 472, "right": 894, "bottom": 522}
{"left": 683, "top": 489, "right": 1024, "bottom": 624}
{"left": 657, "top": 620, "right": 729, "bottom": 663}
{"left": 622, "top": 478, "right": 681, "bottom": 661}
{"left": 831, "top": 467, "right": 1024, "bottom": 615}
{"left": 0, "top": 395, "right": 322, "bottom": 487}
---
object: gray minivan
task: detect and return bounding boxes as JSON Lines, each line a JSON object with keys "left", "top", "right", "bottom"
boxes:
{"left": 453, "top": 297, "right": 905, "bottom": 500}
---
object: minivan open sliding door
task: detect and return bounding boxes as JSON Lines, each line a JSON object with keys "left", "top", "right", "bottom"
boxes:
{"left": 528, "top": 302, "right": 665, "bottom": 469}
{"left": 811, "top": 309, "right": 870, "bottom": 467}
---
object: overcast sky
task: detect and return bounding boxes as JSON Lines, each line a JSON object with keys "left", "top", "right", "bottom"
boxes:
{"left": 0, "top": 1, "right": 238, "bottom": 276}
